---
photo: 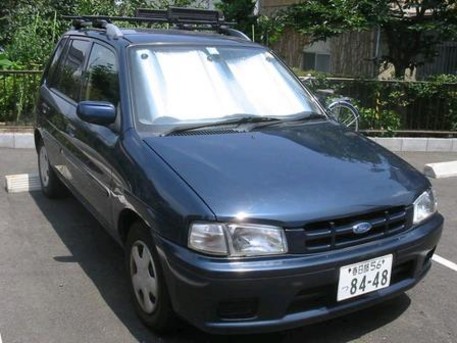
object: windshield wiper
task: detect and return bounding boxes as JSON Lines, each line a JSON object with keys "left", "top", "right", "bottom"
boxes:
{"left": 161, "top": 114, "right": 282, "bottom": 136}
{"left": 250, "top": 111, "right": 327, "bottom": 130}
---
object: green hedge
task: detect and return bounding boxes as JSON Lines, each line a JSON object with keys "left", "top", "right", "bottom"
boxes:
{"left": 0, "top": 71, "right": 41, "bottom": 125}
{"left": 303, "top": 75, "right": 457, "bottom": 136}
{"left": 2, "top": 70, "right": 457, "bottom": 135}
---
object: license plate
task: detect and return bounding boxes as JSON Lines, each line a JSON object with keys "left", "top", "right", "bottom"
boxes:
{"left": 337, "top": 254, "right": 393, "bottom": 302}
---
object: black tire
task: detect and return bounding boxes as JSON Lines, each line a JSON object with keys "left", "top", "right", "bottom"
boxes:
{"left": 328, "top": 100, "right": 359, "bottom": 131}
{"left": 125, "top": 221, "right": 176, "bottom": 333}
{"left": 37, "top": 140, "right": 67, "bottom": 198}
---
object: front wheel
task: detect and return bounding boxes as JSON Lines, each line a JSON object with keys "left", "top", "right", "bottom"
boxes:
{"left": 328, "top": 100, "right": 359, "bottom": 131}
{"left": 125, "top": 221, "right": 176, "bottom": 333}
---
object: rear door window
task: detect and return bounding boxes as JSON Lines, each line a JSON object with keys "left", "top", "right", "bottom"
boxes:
{"left": 45, "top": 37, "right": 68, "bottom": 86}
{"left": 53, "top": 39, "right": 91, "bottom": 101}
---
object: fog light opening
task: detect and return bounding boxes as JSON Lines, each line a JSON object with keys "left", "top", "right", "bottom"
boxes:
{"left": 424, "top": 246, "right": 437, "bottom": 267}
{"left": 217, "top": 298, "right": 258, "bottom": 320}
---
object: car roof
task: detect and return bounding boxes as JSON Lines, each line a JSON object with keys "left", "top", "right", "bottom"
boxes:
{"left": 65, "top": 27, "right": 260, "bottom": 47}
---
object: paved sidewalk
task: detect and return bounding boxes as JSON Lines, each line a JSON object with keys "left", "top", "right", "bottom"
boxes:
{"left": 0, "top": 148, "right": 37, "bottom": 176}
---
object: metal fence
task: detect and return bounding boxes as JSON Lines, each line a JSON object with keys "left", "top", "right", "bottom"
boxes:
{"left": 0, "top": 70, "right": 42, "bottom": 126}
{"left": 1, "top": 71, "right": 457, "bottom": 135}
{"left": 323, "top": 78, "right": 457, "bottom": 135}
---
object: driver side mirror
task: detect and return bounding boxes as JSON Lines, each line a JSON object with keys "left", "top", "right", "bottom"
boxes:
{"left": 77, "top": 101, "right": 116, "bottom": 126}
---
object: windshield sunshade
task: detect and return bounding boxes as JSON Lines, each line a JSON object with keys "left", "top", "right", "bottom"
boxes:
{"left": 130, "top": 46, "right": 319, "bottom": 126}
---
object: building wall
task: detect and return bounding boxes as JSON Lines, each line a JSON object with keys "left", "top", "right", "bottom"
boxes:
{"left": 272, "top": 29, "right": 377, "bottom": 78}
{"left": 261, "top": 0, "right": 378, "bottom": 77}
{"left": 417, "top": 42, "right": 457, "bottom": 79}
{"left": 329, "top": 30, "right": 377, "bottom": 78}
{"left": 261, "top": 1, "right": 456, "bottom": 79}
{"left": 271, "top": 27, "right": 311, "bottom": 67}
{"left": 261, "top": 0, "right": 297, "bottom": 13}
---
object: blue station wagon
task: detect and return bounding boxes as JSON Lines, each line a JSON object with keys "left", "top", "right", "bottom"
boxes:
{"left": 35, "top": 8, "right": 443, "bottom": 335}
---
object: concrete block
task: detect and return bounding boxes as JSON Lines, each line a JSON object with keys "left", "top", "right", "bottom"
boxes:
{"left": 4, "top": 173, "right": 41, "bottom": 193}
{"left": 0, "top": 133, "right": 15, "bottom": 148}
{"left": 424, "top": 160, "right": 457, "bottom": 178}
{"left": 373, "top": 137, "right": 402, "bottom": 151}
{"left": 426, "top": 138, "right": 453, "bottom": 152}
{"left": 13, "top": 133, "right": 35, "bottom": 149}
{"left": 401, "top": 138, "right": 428, "bottom": 152}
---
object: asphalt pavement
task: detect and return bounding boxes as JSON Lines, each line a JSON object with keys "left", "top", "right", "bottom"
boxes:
{"left": 0, "top": 148, "right": 456, "bottom": 343}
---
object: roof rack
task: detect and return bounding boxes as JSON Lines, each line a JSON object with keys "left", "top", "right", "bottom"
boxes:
{"left": 62, "top": 7, "right": 250, "bottom": 41}
{"left": 136, "top": 7, "right": 225, "bottom": 26}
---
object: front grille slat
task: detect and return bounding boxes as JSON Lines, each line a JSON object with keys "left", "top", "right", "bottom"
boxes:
{"left": 389, "top": 210, "right": 407, "bottom": 221}
{"left": 297, "top": 206, "right": 412, "bottom": 253}
{"left": 334, "top": 232, "right": 385, "bottom": 248}
{"left": 370, "top": 217, "right": 387, "bottom": 226}
{"left": 334, "top": 225, "right": 353, "bottom": 235}
{"left": 388, "top": 224, "right": 406, "bottom": 235}
{"left": 305, "top": 229, "right": 332, "bottom": 239}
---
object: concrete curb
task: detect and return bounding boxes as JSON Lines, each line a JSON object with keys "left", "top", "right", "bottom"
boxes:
{"left": 0, "top": 132, "right": 35, "bottom": 149}
{"left": 370, "top": 137, "right": 457, "bottom": 152}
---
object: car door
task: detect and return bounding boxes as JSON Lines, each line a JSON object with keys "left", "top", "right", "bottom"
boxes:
{"left": 40, "top": 38, "right": 93, "bottom": 194}
{"left": 43, "top": 37, "right": 119, "bottom": 228}
{"left": 69, "top": 41, "right": 121, "bottom": 229}
{"left": 37, "top": 37, "right": 70, "bottom": 175}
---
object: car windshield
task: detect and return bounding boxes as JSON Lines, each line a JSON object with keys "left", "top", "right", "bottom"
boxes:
{"left": 129, "top": 45, "right": 322, "bottom": 129}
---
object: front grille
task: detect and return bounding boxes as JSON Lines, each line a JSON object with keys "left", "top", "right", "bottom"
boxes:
{"left": 287, "top": 206, "right": 413, "bottom": 253}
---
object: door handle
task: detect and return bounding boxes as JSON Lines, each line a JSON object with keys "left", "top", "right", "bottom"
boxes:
{"left": 41, "top": 103, "right": 50, "bottom": 115}
{"left": 67, "top": 123, "right": 76, "bottom": 137}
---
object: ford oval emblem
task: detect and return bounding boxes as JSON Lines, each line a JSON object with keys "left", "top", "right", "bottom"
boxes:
{"left": 352, "top": 222, "right": 372, "bottom": 234}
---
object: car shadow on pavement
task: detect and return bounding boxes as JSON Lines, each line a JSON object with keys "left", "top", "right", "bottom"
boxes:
{"left": 31, "top": 192, "right": 412, "bottom": 343}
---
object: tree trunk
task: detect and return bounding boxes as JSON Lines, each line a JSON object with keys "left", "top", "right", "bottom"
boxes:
{"left": 383, "top": 24, "right": 418, "bottom": 80}
{"left": 393, "top": 61, "right": 407, "bottom": 79}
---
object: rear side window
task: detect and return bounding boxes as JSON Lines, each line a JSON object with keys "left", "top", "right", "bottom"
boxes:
{"left": 82, "top": 43, "right": 119, "bottom": 105}
{"left": 45, "top": 37, "right": 68, "bottom": 86}
{"left": 54, "top": 39, "right": 91, "bottom": 101}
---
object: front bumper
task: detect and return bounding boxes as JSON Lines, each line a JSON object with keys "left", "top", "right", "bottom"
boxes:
{"left": 155, "top": 214, "right": 443, "bottom": 334}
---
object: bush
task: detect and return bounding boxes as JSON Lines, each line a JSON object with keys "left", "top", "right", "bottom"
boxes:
{"left": 358, "top": 107, "right": 401, "bottom": 137}
{"left": 0, "top": 72, "right": 41, "bottom": 124}
{"left": 6, "top": 10, "right": 61, "bottom": 69}
{"left": 326, "top": 76, "right": 457, "bottom": 133}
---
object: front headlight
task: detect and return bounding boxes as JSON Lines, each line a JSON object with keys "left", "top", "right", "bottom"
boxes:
{"left": 413, "top": 189, "right": 437, "bottom": 224}
{"left": 188, "top": 222, "right": 288, "bottom": 257}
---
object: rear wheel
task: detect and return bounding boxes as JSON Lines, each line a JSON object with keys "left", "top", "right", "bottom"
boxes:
{"left": 125, "top": 221, "right": 176, "bottom": 333}
{"left": 37, "top": 140, "right": 67, "bottom": 198}
{"left": 328, "top": 100, "right": 359, "bottom": 131}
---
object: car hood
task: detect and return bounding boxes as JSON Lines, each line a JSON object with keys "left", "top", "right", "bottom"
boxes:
{"left": 143, "top": 123, "right": 428, "bottom": 225}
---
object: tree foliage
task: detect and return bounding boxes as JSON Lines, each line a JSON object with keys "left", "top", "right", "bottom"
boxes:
{"left": 281, "top": 0, "right": 457, "bottom": 78}
{"left": 216, "top": 0, "right": 284, "bottom": 45}
{"left": 216, "top": 0, "right": 257, "bottom": 38}
{"left": 0, "top": 0, "right": 201, "bottom": 68}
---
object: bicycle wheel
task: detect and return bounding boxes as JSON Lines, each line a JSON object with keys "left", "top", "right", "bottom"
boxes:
{"left": 328, "top": 100, "right": 359, "bottom": 131}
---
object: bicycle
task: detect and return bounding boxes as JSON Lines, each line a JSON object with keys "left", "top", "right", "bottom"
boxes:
{"left": 300, "top": 76, "right": 360, "bottom": 131}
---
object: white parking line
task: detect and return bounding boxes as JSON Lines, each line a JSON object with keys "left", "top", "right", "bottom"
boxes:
{"left": 433, "top": 254, "right": 457, "bottom": 272}
{"left": 0, "top": 330, "right": 3, "bottom": 343}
